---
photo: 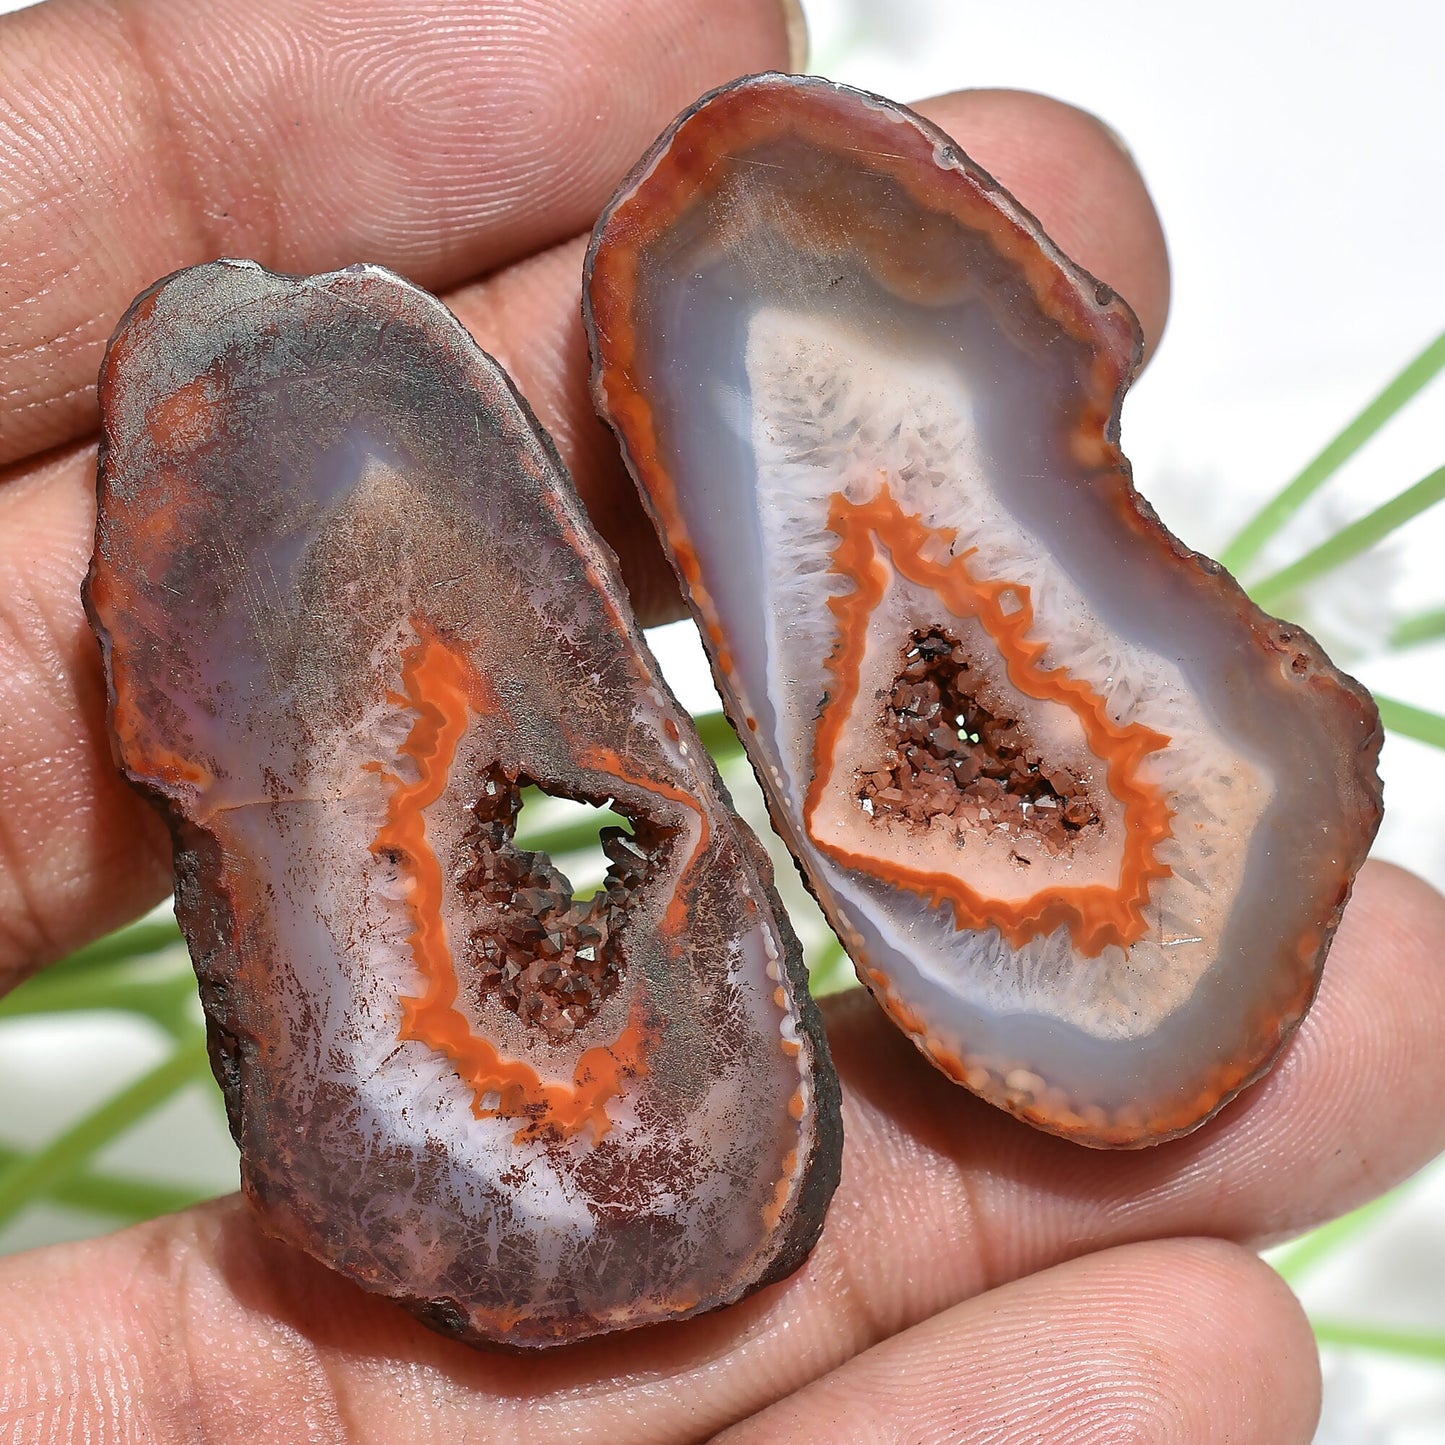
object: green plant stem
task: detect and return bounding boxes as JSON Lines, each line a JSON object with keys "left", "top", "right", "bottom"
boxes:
{"left": 511, "top": 713, "right": 742, "bottom": 857}
{"left": 805, "top": 936, "right": 849, "bottom": 995}
{"left": 693, "top": 710, "right": 744, "bottom": 761}
{"left": 43, "top": 918, "right": 182, "bottom": 981}
{"left": 1374, "top": 694, "right": 1445, "bottom": 749}
{"left": 1271, "top": 1194, "right": 1401, "bottom": 1285}
{"left": 0, "top": 1036, "right": 209, "bottom": 1228}
{"left": 1249, "top": 463, "right": 1445, "bottom": 610}
{"left": 1221, "top": 329, "right": 1445, "bottom": 573}
{"left": 1312, "top": 1319, "right": 1445, "bottom": 1364}
{"left": 0, "top": 967, "right": 194, "bottom": 1026}
{"left": 1391, "top": 606, "right": 1445, "bottom": 649}
{"left": 0, "top": 1140, "right": 212, "bottom": 1222}
{"left": 515, "top": 811, "right": 627, "bottom": 858}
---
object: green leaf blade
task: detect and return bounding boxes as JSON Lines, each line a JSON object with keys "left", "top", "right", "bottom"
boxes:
{"left": 1249, "top": 463, "right": 1445, "bottom": 611}
{"left": 1374, "top": 694, "right": 1445, "bottom": 750}
{"left": 1222, "top": 329, "right": 1445, "bottom": 573}
{"left": 0, "top": 1037, "right": 210, "bottom": 1228}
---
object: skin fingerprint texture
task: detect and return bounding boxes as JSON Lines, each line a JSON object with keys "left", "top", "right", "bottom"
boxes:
{"left": 85, "top": 260, "right": 842, "bottom": 1347}
{"left": 584, "top": 72, "right": 1383, "bottom": 1147}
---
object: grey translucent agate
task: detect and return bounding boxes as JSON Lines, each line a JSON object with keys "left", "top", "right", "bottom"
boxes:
{"left": 87, "top": 259, "right": 840, "bottom": 1344}
{"left": 585, "top": 74, "right": 1382, "bottom": 1144}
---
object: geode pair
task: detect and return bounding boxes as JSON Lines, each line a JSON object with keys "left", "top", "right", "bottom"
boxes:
{"left": 85, "top": 74, "right": 1382, "bottom": 1348}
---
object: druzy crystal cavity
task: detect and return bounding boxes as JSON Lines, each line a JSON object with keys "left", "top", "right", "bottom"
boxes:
{"left": 584, "top": 74, "right": 1384, "bottom": 1146}
{"left": 86, "top": 260, "right": 840, "bottom": 1345}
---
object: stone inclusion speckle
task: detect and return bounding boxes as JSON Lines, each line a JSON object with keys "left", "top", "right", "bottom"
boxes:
{"left": 860, "top": 626, "right": 1101, "bottom": 852}
{"left": 584, "top": 73, "right": 1384, "bottom": 1146}
{"left": 85, "top": 260, "right": 841, "bottom": 1347}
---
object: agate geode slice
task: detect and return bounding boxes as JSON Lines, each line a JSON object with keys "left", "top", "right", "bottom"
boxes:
{"left": 584, "top": 74, "right": 1384, "bottom": 1146}
{"left": 85, "top": 260, "right": 841, "bottom": 1346}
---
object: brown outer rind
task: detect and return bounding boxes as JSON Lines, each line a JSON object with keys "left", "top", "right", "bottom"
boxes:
{"left": 83, "top": 260, "right": 842, "bottom": 1344}
{"left": 582, "top": 72, "right": 1385, "bottom": 1146}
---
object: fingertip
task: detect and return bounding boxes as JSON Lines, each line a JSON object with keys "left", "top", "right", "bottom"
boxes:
{"left": 1345, "top": 857, "right": 1445, "bottom": 950}
{"left": 912, "top": 88, "right": 1172, "bottom": 360}
{"left": 1292, "top": 857, "right": 1445, "bottom": 1085}
{"left": 779, "top": 0, "right": 809, "bottom": 72}
{"left": 717, "top": 1238, "right": 1321, "bottom": 1445}
{"left": 1030, "top": 1239, "right": 1322, "bottom": 1445}
{"left": 1161, "top": 854, "right": 1445, "bottom": 1246}
{"left": 1090, "top": 1239, "right": 1322, "bottom": 1445}
{"left": 0, "top": 445, "right": 174, "bottom": 986}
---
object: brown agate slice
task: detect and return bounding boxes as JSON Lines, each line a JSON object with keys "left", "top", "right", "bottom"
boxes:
{"left": 584, "top": 74, "right": 1383, "bottom": 1146}
{"left": 85, "top": 260, "right": 840, "bottom": 1346}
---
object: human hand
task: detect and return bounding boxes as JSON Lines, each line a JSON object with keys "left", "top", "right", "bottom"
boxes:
{"left": 2, "top": 1, "right": 1443, "bottom": 1440}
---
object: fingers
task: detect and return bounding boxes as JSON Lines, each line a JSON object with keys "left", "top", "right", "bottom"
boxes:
{"left": 0, "top": 0, "right": 795, "bottom": 464}
{"left": 715, "top": 1241, "right": 1320, "bottom": 1445}
{"left": 0, "top": 86, "right": 1171, "bottom": 978}
{"left": 0, "top": 444, "right": 173, "bottom": 987}
{"left": 913, "top": 88, "right": 1171, "bottom": 353}
{"left": 0, "top": 1211, "right": 1321, "bottom": 1445}
{"left": 0, "top": 863, "right": 1435, "bottom": 1442}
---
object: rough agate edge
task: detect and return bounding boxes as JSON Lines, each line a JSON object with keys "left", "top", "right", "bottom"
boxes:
{"left": 584, "top": 73, "right": 1384, "bottom": 1147}
{"left": 84, "top": 260, "right": 841, "bottom": 1346}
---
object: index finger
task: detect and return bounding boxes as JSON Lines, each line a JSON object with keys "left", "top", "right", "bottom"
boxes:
{"left": 0, "top": 0, "right": 797, "bottom": 465}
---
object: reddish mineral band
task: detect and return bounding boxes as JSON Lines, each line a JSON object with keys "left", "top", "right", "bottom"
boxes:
{"left": 372, "top": 627, "right": 650, "bottom": 1143}
{"left": 87, "top": 259, "right": 841, "bottom": 1346}
{"left": 806, "top": 486, "right": 1173, "bottom": 955}
{"left": 585, "top": 73, "right": 1383, "bottom": 1146}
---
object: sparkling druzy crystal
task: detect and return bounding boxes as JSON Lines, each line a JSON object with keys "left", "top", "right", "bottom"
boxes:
{"left": 584, "top": 73, "right": 1384, "bottom": 1146}
{"left": 85, "top": 260, "right": 841, "bottom": 1346}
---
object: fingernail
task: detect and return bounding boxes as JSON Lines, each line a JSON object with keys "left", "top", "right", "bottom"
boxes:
{"left": 779, "top": 0, "right": 809, "bottom": 73}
